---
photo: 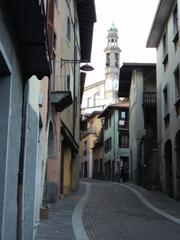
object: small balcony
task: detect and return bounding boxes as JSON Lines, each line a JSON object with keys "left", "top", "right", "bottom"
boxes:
{"left": 118, "top": 120, "right": 129, "bottom": 129}
{"left": 143, "top": 92, "right": 156, "bottom": 107}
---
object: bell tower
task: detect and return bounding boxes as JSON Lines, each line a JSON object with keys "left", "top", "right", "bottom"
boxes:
{"left": 104, "top": 23, "right": 121, "bottom": 105}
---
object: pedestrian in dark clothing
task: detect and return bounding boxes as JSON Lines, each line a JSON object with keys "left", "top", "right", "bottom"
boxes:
{"left": 119, "top": 166, "right": 124, "bottom": 183}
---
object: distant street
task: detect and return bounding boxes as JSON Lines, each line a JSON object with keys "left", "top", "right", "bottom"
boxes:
{"left": 36, "top": 180, "right": 180, "bottom": 240}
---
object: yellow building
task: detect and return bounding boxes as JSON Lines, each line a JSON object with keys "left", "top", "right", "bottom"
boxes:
{"left": 92, "top": 129, "right": 104, "bottom": 179}
{"left": 80, "top": 111, "right": 102, "bottom": 178}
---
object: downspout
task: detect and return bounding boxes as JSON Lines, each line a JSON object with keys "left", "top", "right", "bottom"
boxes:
{"left": 17, "top": 80, "right": 29, "bottom": 240}
{"left": 113, "top": 109, "right": 116, "bottom": 181}
{"left": 73, "top": 4, "right": 76, "bottom": 138}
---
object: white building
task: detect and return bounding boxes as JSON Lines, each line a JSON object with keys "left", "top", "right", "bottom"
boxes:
{"left": 147, "top": 0, "right": 180, "bottom": 199}
{"left": 82, "top": 23, "right": 121, "bottom": 114}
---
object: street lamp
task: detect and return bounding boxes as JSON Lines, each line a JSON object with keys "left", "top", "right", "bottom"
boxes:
{"left": 60, "top": 58, "right": 94, "bottom": 71}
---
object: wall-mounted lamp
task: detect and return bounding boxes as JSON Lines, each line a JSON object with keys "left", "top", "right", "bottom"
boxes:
{"left": 60, "top": 58, "right": 94, "bottom": 72}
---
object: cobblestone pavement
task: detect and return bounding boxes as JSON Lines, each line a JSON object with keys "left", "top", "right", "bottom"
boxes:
{"left": 35, "top": 180, "right": 180, "bottom": 240}
{"left": 35, "top": 183, "right": 86, "bottom": 240}
{"left": 83, "top": 180, "right": 180, "bottom": 240}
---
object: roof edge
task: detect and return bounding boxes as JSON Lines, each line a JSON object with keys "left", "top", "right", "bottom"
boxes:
{"left": 146, "top": 0, "right": 175, "bottom": 48}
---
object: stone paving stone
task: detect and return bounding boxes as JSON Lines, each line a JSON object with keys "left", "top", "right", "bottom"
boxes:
{"left": 35, "top": 179, "right": 180, "bottom": 240}
{"left": 35, "top": 183, "right": 86, "bottom": 240}
{"left": 83, "top": 180, "right": 180, "bottom": 240}
{"left": 126, "top": 183, "right": 180, "bottom": 218}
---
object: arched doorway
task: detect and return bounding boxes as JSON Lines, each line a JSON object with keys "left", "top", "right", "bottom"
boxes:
{"left": 175, "top": 130, "right": 180, "bottom": 200}
{"left": 164, "top": 140, "right": 173, "bottom": 197}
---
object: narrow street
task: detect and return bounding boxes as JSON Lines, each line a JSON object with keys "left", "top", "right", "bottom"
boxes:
{"left": 36, "top": 180, "right": 180, "bottom": 240}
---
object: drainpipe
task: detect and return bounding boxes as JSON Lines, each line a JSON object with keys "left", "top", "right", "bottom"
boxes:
{"left": 73, "top": 11, "right": 76, "bottom": 138}
{"left": 17, "top": 80, "right": 29, "bottom": 240}
{"left": 113, "top": 110, "right": 116, "bottom": 181}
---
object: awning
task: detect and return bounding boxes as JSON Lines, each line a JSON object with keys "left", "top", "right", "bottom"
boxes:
{"left": 4, "top": 0, "right": 51, "bottom": 79}
{"left": 146, "top": 0, "right": 175, "bottom": 47}
{"left": 51, "top": 91, "right": 73, "bottom": 112}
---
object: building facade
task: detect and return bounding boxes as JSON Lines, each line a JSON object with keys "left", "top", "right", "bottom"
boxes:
{"left": 43, "top": 0, "right": 96, "bottom": 203}
{"left": 119, "top": 63, "right": 158, "bottom": 189}
{"left": 147, "top": 0, "right": 180, "bottom": 199}
{"left": 99, "top": 100, "right": 129, "bottom": 182}
{"left": 81, "top": 80, "right": 106, "bottom": 114}
{"left": 0, "top": 1, "right": 51, "bottom": 239}
{"left": 82, "top": 23, "right": 121, "bottom": 114}
{"left": 80, "top": 111, "right": 102, "bottom": 178}
{"left": 92, "top": 128, "right": 104, "bottom": 179}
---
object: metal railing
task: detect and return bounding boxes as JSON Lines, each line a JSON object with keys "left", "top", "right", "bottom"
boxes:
{"left": 143, "top": 92, "right": 156, "bottom": 106}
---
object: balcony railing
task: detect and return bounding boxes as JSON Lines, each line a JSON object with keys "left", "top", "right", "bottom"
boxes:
{"left": 143, "top": 92, "right": 156, "bottom": 106}
{"left": 118, "top": 120, "right": 129, "bottom": 129}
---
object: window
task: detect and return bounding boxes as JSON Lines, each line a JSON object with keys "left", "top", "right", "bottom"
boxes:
{"left": 67, "top": 16, "right": 71, "bottom": 43}
{"left": 104, "top": 115, "right": 111, "bottom": 129}
{"left": 105, "top": 137, "right": 112, "bottom": 153}
{"left": 83, "top": 141, "right": 87, "bottom": 156}
{"left": 119, "top": 110, "right": 129, "bottom": 128}
{"left": 115, "top": 53, "right": 119, "bottom": 67}
{"left": 106, "top": 53, "right": 110, "bottom": 67}
{"left": 120, "top": 111, "right": 126, "bottom": 119}
{"left": 173, "top": 4, "right": 179, "bottom": 48}
{"left": 163, "top": 86, "right": 170, "bottom": 128}
{"left": 87, "top": 97, "right": 91, "bottom": 107}
{"left": 67, "top": 75, "right": 70, "bottom": 91}
{"left": 162, "top": 29, "right": 168, "bottom": 67}
{"left": 173, "top": 5, "right": 178, "bottom": 35}
{"left": 119, "top": 133, "right": 129, "bottom": 148}
{"left": 174, "top": 66, "right": 180, "bottom": 99}
{"left": 163, "top": 86, "right": 168, "bottom": 116}
{"left": 174, "top": 66, "right": 180, "bottom": 116}
{"left": 163, "top": 31, "right": 167, "bottom": 57}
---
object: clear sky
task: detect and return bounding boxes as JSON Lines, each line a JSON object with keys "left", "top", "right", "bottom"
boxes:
{"left": 85, "top": 0, "right": 160, "bottom": 86}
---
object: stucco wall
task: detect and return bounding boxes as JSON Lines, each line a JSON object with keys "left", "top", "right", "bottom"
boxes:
{"left": 63, "top": 147, "right": 72, "bottom": 195}
{"left": 22, "top": 81, "right": 39, "bottom": 240}
{"left": 156, "top": 0, "right": 180, "bottom": 197}
{"left": 129, "top": 70, "right": 144, "bottom": 183}
{"left": 0, "top": 5, "right": 24, "bottom": 239}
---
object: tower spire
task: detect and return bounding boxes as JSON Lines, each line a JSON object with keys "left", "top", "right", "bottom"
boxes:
{"left": 104, "top": 23, "right": 121, "bottom": 105}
